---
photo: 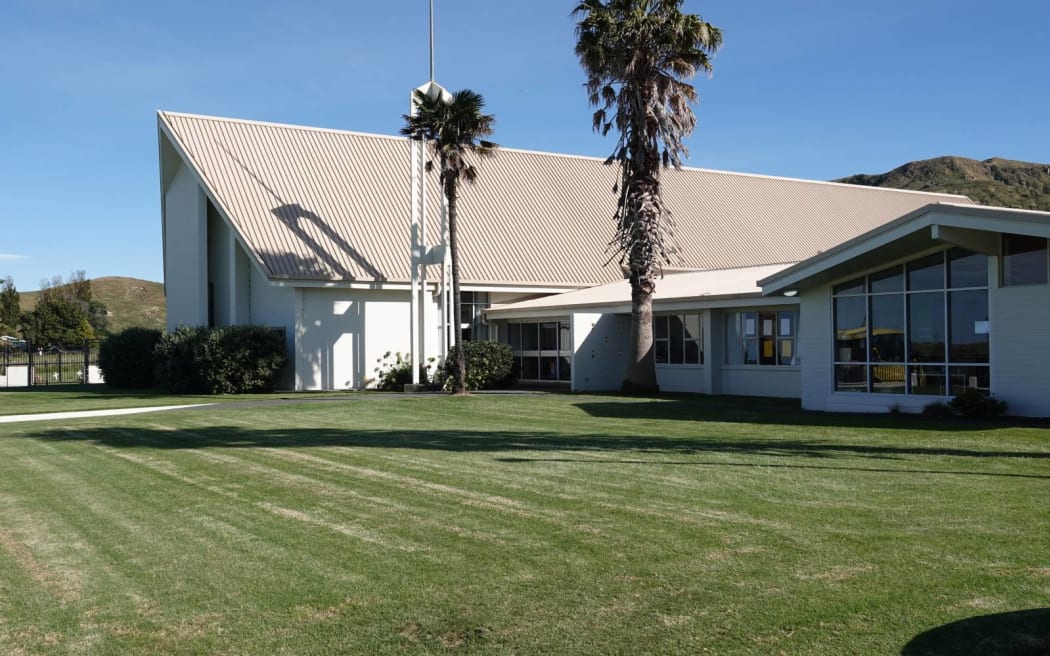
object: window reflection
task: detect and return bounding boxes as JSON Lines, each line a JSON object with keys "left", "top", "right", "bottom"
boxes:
{"left": 833, "top": 248, "right": 988, "bottom": 395}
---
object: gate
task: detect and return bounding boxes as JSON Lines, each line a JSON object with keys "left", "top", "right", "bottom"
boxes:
{"left": 0, "top": 341, "right": 102, "bottom": 388}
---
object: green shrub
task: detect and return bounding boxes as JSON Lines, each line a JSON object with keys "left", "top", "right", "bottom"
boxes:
{"left": 921, "top": 400, "right": 956, "bottom": 419}
{"left": 98, "top": 327, "right": 163, "bottom": 389}
{"left": 437, "top": 341, "right": 516, "bottom": 391}
{"left": 373, "top": 352, "right": 432, "bottom": 391}
{"left": 154, "top": 327, "right": 209, "bottom": 394}
{"left": 203, "top": 326, "right": 288, "bottom": 394}
{"left": 949, "top": 389, "right": 1008, "bottom": 419}
{"left": 154, "top": 326, "right": 287, "bottom": 394}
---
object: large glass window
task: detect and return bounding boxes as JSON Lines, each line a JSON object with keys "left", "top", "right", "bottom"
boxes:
{"left": 503, "top": 320, "right": 572, "bottom": 382}
{"left": 654, "top": 314, "right": 702, "bottom": 365}
{"left": 831, "top": 248, "right": 988, "bottom": 395}
{"left": 726, "top": 309, "right": 798, "bottom": 366}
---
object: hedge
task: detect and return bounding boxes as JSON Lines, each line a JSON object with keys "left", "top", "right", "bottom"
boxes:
{"left": 154, "top": 325, "right": 287, "bottom": 394}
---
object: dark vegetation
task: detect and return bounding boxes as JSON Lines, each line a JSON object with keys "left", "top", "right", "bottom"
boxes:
{"left": 98, "top": 328, "right": 164, "bottom": 389}
{"left": 374, "top": 352, "right": 433, "bottom": 391}
{"left": 153, "top": 325, "right": 288, "bottom": 394}
{"left": 436, "top": 340, "right": 515, "bottom": 391}
{"left": 374, "top": 341, "right": 516, "bottom": 392}
{"left": 837, "top": 156, "right": 1050, "bottom": 211}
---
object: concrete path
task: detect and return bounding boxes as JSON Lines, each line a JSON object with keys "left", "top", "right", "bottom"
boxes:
{"left": 0, "top": 404, "right": 215, "bottom": 424}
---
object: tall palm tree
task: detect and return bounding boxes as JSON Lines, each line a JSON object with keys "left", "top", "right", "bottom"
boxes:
{"left": 574, "top": 0, "right": 722, "bottom": 393}
{"left": 401, "top": 87, "right": 497, "bottom": 395}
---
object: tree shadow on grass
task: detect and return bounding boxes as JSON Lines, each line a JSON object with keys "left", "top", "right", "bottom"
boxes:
{"left": 902, "top": 608, "right": 1050, "bottom": 655}
{"left": 22, "top": 425, "right": 1050, "bottom": 477}
{"left": 574, "top": 395, "right": 1050, "bottom": 432}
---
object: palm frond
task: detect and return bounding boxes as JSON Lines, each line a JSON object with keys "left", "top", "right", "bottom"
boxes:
{"left": 575, "top": 0, "right": 721, "bottom": 275}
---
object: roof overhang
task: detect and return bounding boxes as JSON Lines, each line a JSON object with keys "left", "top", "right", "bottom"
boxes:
{"left": 759, "top": 203, "right": 1050, "bottom": 295}
{"left": 487, "top": 263, "right": 798, "bottom": 320}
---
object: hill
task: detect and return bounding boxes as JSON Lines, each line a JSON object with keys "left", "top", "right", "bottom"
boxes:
{"left": 19, "top": 277, "right": 165, "bottom": 334}
{"left": 836, "top": 156, "right": 1050, "bottom": 211}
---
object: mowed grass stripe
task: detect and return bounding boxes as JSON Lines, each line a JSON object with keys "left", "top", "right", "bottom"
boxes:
{"left": 0, "top": 428, "right": 438, "bottom": 652}
{"left": 0, "top": 394, "right": 1046, "bottom": 654}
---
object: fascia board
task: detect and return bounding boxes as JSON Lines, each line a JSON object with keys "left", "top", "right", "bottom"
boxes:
{"left": 487, "top": 291, "right": 795, "bottom": 320}
{"left": 486, "top": 309, "right": 578, "bottom": 321}
{"left": 761, "top": 203, "right": 1050, "bottom": 295}
{"left": 487, "top": 300, "right": 631, "bottom": 319}
{"left": 655, "top": 295, "right": 798, "bottom": 312}
{"left": 157, "top": 120, "right": 169, "bottom": 297}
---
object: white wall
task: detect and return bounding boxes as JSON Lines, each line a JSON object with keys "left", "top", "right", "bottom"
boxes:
{"left": 207, "top": 205, "right": 232, "bottom": 326}
{"left": 0, "top": 365, "right": 29, "bottom": 387}
{"left": 571, "top": 312, "right": 629, "bottom": 392}
{"left": 164, "top": 163, "right": 207, "bottom": 329}
{"left": 239, "top": 267, "right": 295, "bottom": 390}
{"left": 798, "top": 287, "right": 834, "bottom": 411}
{"left": 295, "top": 288, "right": 438, "bottom": 390}
{"left": 720, "top": 366, "right": 800, "bottom": 398}
{"left": 990, "top": 283, "right": 1050, "bottom": 417}
{"left": 656, "top": 365, "right": 707, "bottom": 392}
{"left": 234, "top": 242, "right": 252, "bottom": 324}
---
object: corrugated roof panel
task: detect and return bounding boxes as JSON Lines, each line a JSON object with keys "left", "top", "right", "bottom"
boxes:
{"left": 159, "top": 111, "right": 975, "bottom": 287}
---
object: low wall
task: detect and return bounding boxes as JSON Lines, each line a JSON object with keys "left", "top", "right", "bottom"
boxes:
{"left": 0, "top": 365, "right": 29, "bottom": 388}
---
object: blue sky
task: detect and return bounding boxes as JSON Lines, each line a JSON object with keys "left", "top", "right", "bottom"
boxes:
{"left": 2, "top": 0, "right": 1048, "bottom": 289}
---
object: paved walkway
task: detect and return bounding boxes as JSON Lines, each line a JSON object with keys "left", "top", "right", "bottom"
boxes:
{"left": 0, "top": 404, "right": 216, "bottom": 424}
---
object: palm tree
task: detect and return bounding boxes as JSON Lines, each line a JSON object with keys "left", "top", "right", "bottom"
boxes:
{"left": 401, "top": 87, "right": 497, "bottom": 394}
{"left": 574, "top": 0, "right": 722, "bottom": 393}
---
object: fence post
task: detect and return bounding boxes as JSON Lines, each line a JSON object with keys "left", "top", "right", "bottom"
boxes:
{"left": 28, "top": 342, "right": 34, "bottom": 387}
{"left": 84, "top": 340, "right": 90, "bottom": 384}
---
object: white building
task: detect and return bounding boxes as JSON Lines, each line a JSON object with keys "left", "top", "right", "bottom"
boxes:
{"left": 158, "top": 111, "right": 1050, "bottom": 416}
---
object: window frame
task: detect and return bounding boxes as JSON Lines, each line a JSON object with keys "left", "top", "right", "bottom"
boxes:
{"left": 503, "top": 320, "right": 572, "bottom": 382}
{"left": 653, "top": 313, "right": 703, "bottom": 366}
{"left": 724, "top": 309, "right": 799, "bottom": 367}
{"left": 831, "top": 247, "right": 989, "bottom": 396}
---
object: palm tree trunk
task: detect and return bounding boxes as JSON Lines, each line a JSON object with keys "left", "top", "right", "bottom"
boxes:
{"left": 622, "top": 269, "right": 660, "bottom": 394}
{"left": 446, "top": 177, "right": 468, "bottom": 395}
{"left": 621, "top": 172, "right": 661, "bottom": 394}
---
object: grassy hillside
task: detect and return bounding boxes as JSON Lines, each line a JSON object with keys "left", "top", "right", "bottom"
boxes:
{"left": 836, "top": 156, "right": 1050, "bottom": 211}
{"left": 19, "top": 277, "right": 165, "bottom": 334}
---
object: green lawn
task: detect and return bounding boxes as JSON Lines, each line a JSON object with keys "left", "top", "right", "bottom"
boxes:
{"left": 0, "top": 393, "right": 1047, "bottom": 654}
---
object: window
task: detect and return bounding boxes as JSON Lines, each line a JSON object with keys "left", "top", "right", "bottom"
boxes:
{"left": 503, "top": 320, "right": 571, "bottom": 382}
{"left": 831, "top": 247, "right": 988, "bottom": 395}
{"left": 654, "top": 314, "right": 702, "bottom": 365}
{"left": 461, "top": 292, "right": 491, "bottom": 341}
{"left": 1002, "top": 234, "right": 1048, "bottom": 286}
{"left": 725, "top": 310, "right": 798, "bottom": 366}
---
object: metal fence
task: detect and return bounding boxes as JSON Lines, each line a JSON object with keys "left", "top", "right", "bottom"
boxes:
{"left": 0, "top": 341, "right": 102, "bottom": 388}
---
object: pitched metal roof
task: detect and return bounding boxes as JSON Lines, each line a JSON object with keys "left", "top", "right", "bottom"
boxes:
{"left": 158, "top": 111, "right": 975, "bottom": 287}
